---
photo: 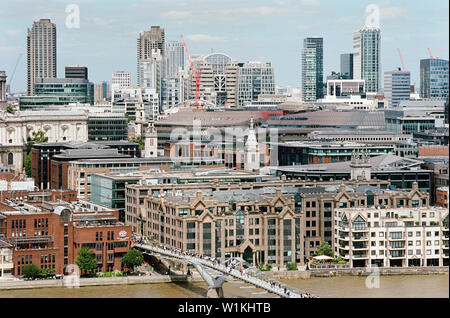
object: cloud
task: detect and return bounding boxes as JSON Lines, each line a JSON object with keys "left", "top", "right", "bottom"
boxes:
{"left": 185, "top": 34, "right": 224, "bottom": 43}
{"left": 380, "top": 7, "right": 407, "bottom": 19}
{"left": 5, "top": 29, "right": 22, "bottom": 36}
{"left": 300, "top": 0, "right": 320, "bottom": 5}
{"left": 87, "top": 17, "right": 116, "bottom": 26}
{"left": 162, "top": 10, "right": 192, "bottom": 19}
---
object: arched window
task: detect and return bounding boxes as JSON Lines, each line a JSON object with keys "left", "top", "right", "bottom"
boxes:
{"left": 352, "top": 215, "right": 366, "bottom": 230}
{"left": 341, "top": 215, "right": 349, "bottom": 228}
{"left": 7, "top": 153, "right": 13, "bottom": 165}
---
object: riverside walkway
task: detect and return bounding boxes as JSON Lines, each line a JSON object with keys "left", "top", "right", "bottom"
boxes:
{"left": 134, "top": 242, "right": 314, "bottom": 298}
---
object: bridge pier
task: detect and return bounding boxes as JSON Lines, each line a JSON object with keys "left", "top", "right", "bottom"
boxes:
{"left": 207, "top": 287, "right": 224, "bottom": 298}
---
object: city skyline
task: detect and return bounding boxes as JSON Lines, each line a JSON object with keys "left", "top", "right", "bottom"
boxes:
{"left": 0, "top": 0, "right": 448, "bottom": 93}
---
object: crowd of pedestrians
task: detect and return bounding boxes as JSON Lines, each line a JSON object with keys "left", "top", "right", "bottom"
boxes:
{"left": 132, "top": 234, "right": 316, "bottom": 298}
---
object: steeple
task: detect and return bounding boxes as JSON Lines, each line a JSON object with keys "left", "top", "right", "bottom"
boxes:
{"left": 245, "top": 117, "right": 260, "bottom": 171}
{"left": 144, "top": 121, "right": 157, "bottom": 158}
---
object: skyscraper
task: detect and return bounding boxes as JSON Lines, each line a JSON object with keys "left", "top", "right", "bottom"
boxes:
{"left": 340, "top": 53, "right": 353, "bottom": 79}
{"left": 137, "top": 49, "right": 162, "bottom": 90}
{"left": 302, "top": 37, "right": 323, "bottom": 102}
{"left": 164, "top": 41, "right": 185, "bottom": 78}
{"left": 27, "top": 19, "right": 57, "bottom": 96}
{"left": 111, "top": 71, "right": 131, "bottom": 103}
{"left": 137, "top": 26, "right": 165, "bottom": 86}
{"left": 353, "top": 27, "right": 381, "bottom": 93}
{"left": 420, "top": 58, "right": 449, "bottom": 99}
{"left": 384, "top": 69, "right": 411, "bottom": 108}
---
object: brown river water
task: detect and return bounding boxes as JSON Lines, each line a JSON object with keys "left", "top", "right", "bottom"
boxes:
{"left": 0, "top": 275, "right": 447, "bottom": 298}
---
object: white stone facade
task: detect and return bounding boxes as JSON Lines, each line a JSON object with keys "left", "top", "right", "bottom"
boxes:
{"left": 0, "top": 110, "right": 88, "bottom": 172}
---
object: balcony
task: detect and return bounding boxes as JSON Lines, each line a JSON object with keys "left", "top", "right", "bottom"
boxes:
{"left": 352, "top": 236, "right": 369, "bottom": 241}
{"left": 339, "top": 236, "right": 349, "bottom": 241}
{"left": 352, "top": 245, "right": 368, "bottom": 250}
{"left": 353, "top": 253, "right": 368, "bottom": 259}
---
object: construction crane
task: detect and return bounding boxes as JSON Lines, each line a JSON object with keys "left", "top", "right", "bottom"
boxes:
{"left": 436, "top": 48, "right": 443, "bottom": 60}
{"left": 180, "top": 34, "right": 202, "bottom": 108}
{"left": 8, "top": 53, "right": 23, "bottom": 87}
{"left": 427, "top": 48, "right": 434, "bottom": 59}
{"left": 396, "top": 48, "right": 406, "bottom": 71}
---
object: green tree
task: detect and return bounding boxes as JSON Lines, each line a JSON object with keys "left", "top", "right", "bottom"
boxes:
{"left": 24, "top": 130, "right": 48, "bottom": 177}
{"left": 39, "top": 267, "right": 56, "bottom": 279}
{"left": 22, "top": 264, "right": 41, "bottom": 279}
{"left": 75, "top": 247, "right": 97, "bottom": 276}
{"left": 6, "top": 105, "right": 13, "bottom": 113}
{"left": 129, "top": 136, "right": 144, "bottom": 150}
{"left": 121, "top": 249, "right": 144, "bottom": 273}
{"left": 316, "top": 242, "right": 333, "bottom": 257}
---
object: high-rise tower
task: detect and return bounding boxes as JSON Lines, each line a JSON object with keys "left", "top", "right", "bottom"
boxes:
{"left": 353, "top": 27, "right": 381, "bottom": 93}
{"left": 302, "top": 37, "right": 323, "bottom": 102}
{"left": 27, "top": 19, "right": 57, "bottom": 96}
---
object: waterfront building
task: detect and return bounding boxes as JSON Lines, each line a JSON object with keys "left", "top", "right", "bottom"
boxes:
{"left": 0, "top": 199, "right": 132, "bottom": 276}
{"left": 353, "top": 27, "right": 381, "bottom": 93}
{"left": 237, "top": 61, "right": 275, "bottom": 107}
{"left": 340, "top": 53, "right": 353, "bottom": 79}
{"left": 65, "top": 66, "right": 88, "bottom": 80}
{"left": 27, "top": 19, "right": 57, "bottom": 96}
{"left": 334, "top": 206, "right": 449, "bottom": 267}
{"left": 420, "top": 58, "right": 449, "bottom": 99}
{"left": 302, "top": 37, "right": 323, "bottom": 102}
{"left": 384, "top": 70, "right": 411, "bottom": 108}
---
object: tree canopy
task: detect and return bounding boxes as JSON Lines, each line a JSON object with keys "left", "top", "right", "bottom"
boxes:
{"left": 121, "top": 249, "right": 144, "bottom": 272}
{"left": 24, "top": 130, "right": 48, "bottom": 177}
{"left": 315, "top": 242, "right": 333, "bottom": 257}
{"left": 22, "top": 264, "right": 41, "bottom": 279}
{"left": 75, "top": 247, "right": 97, "bottom": 276}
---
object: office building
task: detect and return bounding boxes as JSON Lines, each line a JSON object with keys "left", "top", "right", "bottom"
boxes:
{"left": 27, "top": 19, "right": 57, "bottom": 96}
{"left": 384, "top": 69, "right": 411, "bottom": 108}
{"left": 111, "top": 72, "right": 131, "bottom": 103}
{"left": 94, "top": 81, "right": 111, "bottom": 103}
{"left": 65, "top": 66, "right": 88, "bottom": 80}
{"left": 302, "top": 37, "right": 323, "bottom": 102}
{"left": 340, "top": 53, "right": 353, "bottom": 79}
{"left": 420, "top": 58, "right": 449, "bottom": 99}
{"left": 237, "top": 62, "right": 275, "bottom": 107}
{"left": 164, "top": 41, "right": 185, "bottom": 78}
{"left": 353, "top": 27, "right": 381, "bottom": 93}
{"left": 137, "top": 49, "right": 162, "bottom": 93}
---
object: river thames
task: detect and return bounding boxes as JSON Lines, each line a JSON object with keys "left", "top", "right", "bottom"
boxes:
{"left": 0, "top": 275, "right": 447, "bottom": 298}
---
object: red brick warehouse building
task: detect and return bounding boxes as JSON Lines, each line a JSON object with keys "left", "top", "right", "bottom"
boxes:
{"left": 0, "top": 199, "right": 131, "bottom": 276}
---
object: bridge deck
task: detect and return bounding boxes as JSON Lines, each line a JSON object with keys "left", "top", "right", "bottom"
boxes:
{"left": 134, "top": 243, "right": 308, "bottom": 298}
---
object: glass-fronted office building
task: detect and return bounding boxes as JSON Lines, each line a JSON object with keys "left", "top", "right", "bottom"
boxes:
{"left": 302, "top": 37, "right": 323, "bottom": 102}
{"left": 384, "top": 70, "right": 411, "bottom": 108}
{"left": 420, "top": 58, "right": 449, "bottom": 99}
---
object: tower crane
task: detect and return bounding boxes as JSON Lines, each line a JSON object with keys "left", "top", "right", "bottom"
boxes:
{"left": 8, "top": 53, "right": 23, "bottom": 90}
{"left": 427, "top": 48, "right": 434, "bottom": 59}
{"left": 396, "top": 48, "right": 406, "bottom": 71}
{"left": 180, "top": 34, "right": 202, "bottom": 108}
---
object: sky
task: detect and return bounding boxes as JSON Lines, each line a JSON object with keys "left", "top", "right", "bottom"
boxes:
{"left": 0, "top": 0, "right": 448, "bottom": 93}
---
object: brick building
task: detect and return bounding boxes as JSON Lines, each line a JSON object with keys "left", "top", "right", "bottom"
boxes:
{"left": 0, "top": 199, "right": 131, "bottom": 276}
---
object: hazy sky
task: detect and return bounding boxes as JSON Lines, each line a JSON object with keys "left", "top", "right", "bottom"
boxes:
{"left": 0, "top": 0, "right": 448, "bottom": 93}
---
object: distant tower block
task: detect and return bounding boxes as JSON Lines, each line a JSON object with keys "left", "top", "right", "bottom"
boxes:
{"left": 144, "top": 122, "right": 158, "bottom": 158}
{"left": 245, "top": 118, "right": 260, "bottom": 171}
{"left": 350, "top": 151, "right": 371, "bottom": 181}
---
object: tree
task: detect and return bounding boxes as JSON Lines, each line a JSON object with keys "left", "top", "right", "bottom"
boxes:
{"left": 75, "top": 247, "right": 97, "bottom": 276}
{"left": 316, "top": 242, "right": 333, "bottom": 257}
{"left": 39, "top": 267, "right": 56, "bottom": 279}
{"left": 6, "top": 105, "right": 13, "bottom": 113}
{"left": 129, "top": 136, "right": 144, "bottom": 150}
{"left": 121, "top": 249, "right": 144, "bottom": 273}
{"left": 22, "top": 264, "right": 41, "bottom": 279}
{"left": 24, "top": 130, "right": 48, "bottom": 177}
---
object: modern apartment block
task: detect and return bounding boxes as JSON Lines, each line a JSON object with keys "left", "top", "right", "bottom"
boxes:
{"left": 420, "top": 58, "right": 449, "bottom": 99}
{"left": 334, "top": 206, "right": 449, "bottom": 267}
{"left": 302, "top": 37, "right": 323, "bottom": 102}
{"left": 237, "top": 62, "right": 275, "bottom": 107}
{"left": 353, "top": 27, "right": 381, "bottom": 93}
{"left": 340, "top": 53, "right": 353, "bottom": 79}
{"left": 65, "top": 66, "right": 88, "bottom": 80}
{"left": 384, "top": 69, "right": 411, "bottom": 108}
{"left": 27, "top": 19, "right": 57, "bottom": 96}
